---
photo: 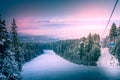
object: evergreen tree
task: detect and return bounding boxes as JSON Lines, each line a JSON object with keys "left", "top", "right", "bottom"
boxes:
{"left": 79, "top": 41, "right": 85, "bottom": 59}
{"left": 86, "top": 33, "right": 94, "bottom": 52}
{"left": 11, "top": 18, "right": 18, "bottom": 49}
{"left": 117, "top": 26, "right": 120, "bottom": 36}
{"left": 88, "top": 43, "right": 101, "bottom": 65}
{"left": 11, "top": 18, "right": 24, "bottom": 71}
{"left": 109, "top": 23, "right": 117, "bottom": 41}
{"left": 92, "top": 34, "right": 100, "bottom": 42}
{"left": 114, "top": 37, "right": 120, "bottom": 61}
{"left": 0, "top": 15, "right": 20, "bottom": 80}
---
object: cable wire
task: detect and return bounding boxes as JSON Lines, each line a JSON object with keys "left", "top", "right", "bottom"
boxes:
{"left": 102, "top": 0, "right": 118, "bottom": 37}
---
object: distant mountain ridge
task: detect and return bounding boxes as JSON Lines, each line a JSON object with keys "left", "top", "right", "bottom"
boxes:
{"left": 18, "top": 33, "right": 59, "bottom": 43}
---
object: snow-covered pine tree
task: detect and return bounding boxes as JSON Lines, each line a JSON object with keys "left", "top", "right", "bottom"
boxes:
{"left": 0, "top": 15, "right": 20, "bottom": 80}
{"left": 86, "top": 33, "right": 94, "bottom": 52}
{"left": 117, "top": 25, "right": 120, "bottom": 36}
{"left": 109, "top": 23, "right": 117, "bottom": 42}
{"left": 11, "top": 18, "right": 18, "bottom": 49}
{"left": 11, "top": 18, "right": 24, "bottom": 71}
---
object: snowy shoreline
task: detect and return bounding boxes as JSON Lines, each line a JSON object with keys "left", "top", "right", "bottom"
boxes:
{"left": 97, "top": 48, "right": 119, "bottom": 67}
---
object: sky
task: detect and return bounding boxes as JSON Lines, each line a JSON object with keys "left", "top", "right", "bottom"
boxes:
{"left": 0, "top": 0, "right": 120, "bottom": 39}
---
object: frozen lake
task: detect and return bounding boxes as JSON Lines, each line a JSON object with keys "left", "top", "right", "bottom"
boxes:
{"left": 21, "top": 49, "right": 120, "bottom": 80}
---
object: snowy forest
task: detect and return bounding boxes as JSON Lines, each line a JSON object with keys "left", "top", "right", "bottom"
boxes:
{"left": 103, "top": 23, "right": 120, "bottom": 62}
{"left": 0, "top": 13, "right": 120, "bottom": 80}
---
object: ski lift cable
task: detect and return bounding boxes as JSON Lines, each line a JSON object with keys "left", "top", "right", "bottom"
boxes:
{"left": 102, "top": 0, "right": 118, "bottom": 47}
{"left": 102, "top": 0, "right": 118, "bottom": 37}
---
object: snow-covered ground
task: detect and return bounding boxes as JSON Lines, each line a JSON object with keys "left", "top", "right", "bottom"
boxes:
{"left": 21, "top": 50, "right": 85, "bottom": 80}
{"left": 22, "top": 50, "right": 82, "bottom": 72}
{"left": 97, "top": 48, "right": 119, "bottom": 67}
{"left": 97, "top": 48, "right": 120, "bottom": 76}
{"left": 21, "top": 49, "right": 120, "bottom": 80}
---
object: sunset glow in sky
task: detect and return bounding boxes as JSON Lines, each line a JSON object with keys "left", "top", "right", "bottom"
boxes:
{"left": 1, "top": 0, "right": 120, "bottom": 39}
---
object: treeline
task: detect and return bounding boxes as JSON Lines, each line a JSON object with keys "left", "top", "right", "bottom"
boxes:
{"left": 18, "top": 34, "right": 101, "bottom": 66}
{"left": 19, "top": 32, "right": 101, "bottom": 66}
{"left": 0, "top": 15, "right": 22, "bottom": 80}
{"left": 19, "top": 42, "right": 50, "bottom": 62}
{"left": 104, "top": 23, "right": 120, "bottom": 63}
{"left": 49, "top": 33, "right": 101, "bottom": 66}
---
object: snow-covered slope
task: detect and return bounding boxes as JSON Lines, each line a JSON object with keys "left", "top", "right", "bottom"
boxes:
{"left": 21, "top": 50, "right": 85, "bottom": 80}
{"left": 21, "top": 49, "right": 120, "bottom": 80}
{"left": 22, "top": 50, "right": 81, "bottom": 71}
{"left": 97, "top": 48, "right": 119, "bottom": 67}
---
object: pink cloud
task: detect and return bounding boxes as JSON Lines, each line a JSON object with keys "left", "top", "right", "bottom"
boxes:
{"left": 18, "top": 21, "right": 105, "bottom": 39}
{"left": 15, "top": 4, "right": 116, "bottom": 39}
{"left": 16, "top": 16, "right": 42, "bottom": 29}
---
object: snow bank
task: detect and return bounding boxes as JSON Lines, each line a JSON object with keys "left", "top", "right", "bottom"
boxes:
{"left": 97, "top": 48, "right": 119, "bottom": 67}
{"left": 97, "top": 48, "right": 120, "bottom": 76}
